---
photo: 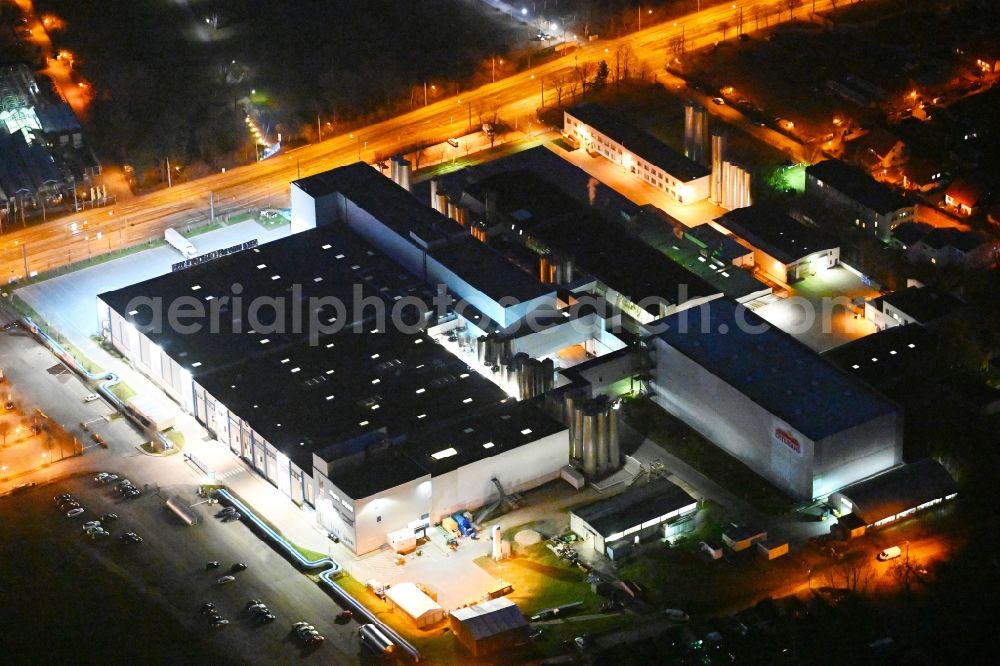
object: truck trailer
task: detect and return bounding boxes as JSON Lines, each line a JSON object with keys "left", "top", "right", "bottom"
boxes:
{"left": 165, "top": 228, "right": 197, "bottom": 258}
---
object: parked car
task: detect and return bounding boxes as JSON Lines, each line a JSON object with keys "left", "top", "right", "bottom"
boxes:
{"left": 100, "top": 475, "right": 119, "bottom": 485}
{"left": 216, "top": 575, "right": 236, "bottom": 585}
{"left": 574, "top": 634, "right": 595, "bottom": 651}
{"left": 4, "top": 401, "right": 15, "bottom": 410}
{"left": 877, "top": 546, "right": 902, "bottom": 561}
{"left": 210, "top": 619, "right": 229, "bottom": 629}
{"left": 665, "top": 609, "right": 690, "bottom": 622}
{"left": 255, "top": 612, "right": 276, "bottom": 624}
{"left": 120, "top": 532, "right": 143, "bottom": 544}
{"left": 66, "top": 508, "right": 85, "bottom": 518}
{"left": 82, "top": 521, "right": 102, "bottom": 530}
{"left": 712, "top": 97, "right": 725, "bottom": 105}
{"left": 206, "top": 561, "right": 221, "bottom": 570}
{"left": 88, "top": 528, "right": 110, "bottom": 539}
{"left": 94, "top": 472, "right": 110, "bottom": 482}
{"left": 101, "top": 513, "right": 118, "bottom": 522}
{"left": 84, "top": 393, "right": 100, "bottom": 402}
{"left": 230, "top": 563, "right": 247, "bottom": 572}
{"left": 54, "top": 493, "right": 73, "bottom": 504}
{"left": 201, "top": 602, "right": 216, "bottom": 615}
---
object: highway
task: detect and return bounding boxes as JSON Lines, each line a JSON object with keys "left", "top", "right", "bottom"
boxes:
{"left": 1, "top": 0, "right": 838, "bottom": 282}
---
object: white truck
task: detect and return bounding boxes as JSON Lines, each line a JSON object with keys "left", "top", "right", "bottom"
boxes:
{"left": 165, "top": 228, "right": 197, "bottom": 258}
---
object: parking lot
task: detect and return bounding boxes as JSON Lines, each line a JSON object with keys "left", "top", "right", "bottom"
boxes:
{"left": 2, "top": 475, "right": 380, "bottom": 665}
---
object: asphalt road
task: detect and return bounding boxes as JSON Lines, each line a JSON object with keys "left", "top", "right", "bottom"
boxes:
{"left": 0, "top": 0, "right": 840, "bottom": 282}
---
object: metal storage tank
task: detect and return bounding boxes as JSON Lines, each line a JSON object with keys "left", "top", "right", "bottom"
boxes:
{"left": 608, "top": 403, "right": 620, "bottom": 470}
{"left": 595, "top": 408, "right": 608, "bottom": 473}
{"left": 581, "top": 405, "right": 597, "bottom": 477}
{"left": 565, "top": 395, "right": 578, "bottom": 459}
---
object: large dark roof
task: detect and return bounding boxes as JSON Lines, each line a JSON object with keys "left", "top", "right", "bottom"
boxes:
{"left": 881, "top": 286, "right": 963, "bottom": 324}
{"left": 463, "top": 170, "right": 720, "bottom": 310}
{"left": 98, "top": 225, "right": 432, "bottom": 377}
{"left": 429, "top": 236, "right": 553, "bottom": 303}
{"left": 917, "top": 227, "right": 983, "bottom": 253}
{"left": 653, "top": 299, "right": 900, "bottom": 441}
{"left": 293, "top": 161, "right": 464, "bottom": 246}
{"left": 713, "top": 205, "right": 839, "bottom": 265}
{"left": 837, "top": 459, "right": 957, "bottom": 524}
{"left": 324, "top": 399, "right": 565, "bottom": 499}
{"left": 572, "top": 478, "right": 697, "bottom": 539}
{"left": 567, "top": 103, "right": 710, "bottom": 182}
{"left": 197, "top": 326, "right": 508, "bottom": 472}
{"left": 806, "top": 160, "right": 911, "bottom": 214}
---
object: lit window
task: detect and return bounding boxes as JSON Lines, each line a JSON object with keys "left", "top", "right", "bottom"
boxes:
{"left": 325, "top": 369, "right": 334, "bottom": 375}
{"left": 326, "top": 343, "right": 334, "bottom": 349}
{"left": 314, "top": 277, "right": 323, "bottom": 282}
{"left": 257, "top": 264, "right": 266, "bottom": 269}
{"left": 415, "top": 388, "right": 426, "bottom": 394}
{"left": 191, "top": 285, "right": 201, "bottom": 291}
{"left": 281, "top": 358, "right": 290, "bottom": 364}
{"left": 325, "top": 395, "right": 335, "bottom": 401}
{"left": 371, "top": 379, "right": 380, "bottom": 385}
{"left": 483, "top": 442, "right": 494, "bottom": 449}
{"left": 335, "top": 253, "right": 345, "bottom": 259}
{"left": 290, "top": 367, "right": 300, "bottom": 373}
{"left": 359, "top": 420, "right": 369, "bottom": 427}
{"left": 191, "top": 362, "right": 202, "bottom": 368}
{"left": 462, "top": 398, "right": 473, "bottom": 404}
{"left": 271, "top": 275, "right": 280, "bottom": 281}
{"left": 459, "top": 373, "right": 469, "bottom": 379}
{"left": 371, "top": 354, "right": 380, "bottom": 360}
{"left": 431, "top": 447, "right": 458, "bottom": 460}
{"left": 260, "top": 338, "right": 270, "bottom": 345}
{"left": 851, "top": 364, "right": 860, "bottom": 369}
{"left": 417, "top": 413, "right": 426, "bottom": 419}
{"left": 521, "top": 428, "right": 533, "bottom": 435}
{"left": 321, "top": 244, "right": 332, "bottom": 250}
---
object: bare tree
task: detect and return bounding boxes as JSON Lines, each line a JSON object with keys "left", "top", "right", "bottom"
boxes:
{"left": 575, "top": 61, "right": 594, "bottom": 97}
{"left": 719, "top": 20, "right": 731, "bottom": 40}
{"left": 786, "top": 0, "right": 801, "bottom": 18}
{"left": 478, "top": 102, "right": 505, "bottom": 148}
{"left": 568, "top": 78, "right": 580, "bottom": 102}
{"left": 549, "top": 75, "right": 567, "bottom": 108}
{"left": 0, "top": 420, "right": 9, "bottom": 447}
{"left": 839, "top": 559, "right": 876, "bottom": 594}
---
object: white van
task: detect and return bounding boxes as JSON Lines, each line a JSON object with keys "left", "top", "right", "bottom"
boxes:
{"left": 877, "top": 546, "right": 902, "bottom": 561}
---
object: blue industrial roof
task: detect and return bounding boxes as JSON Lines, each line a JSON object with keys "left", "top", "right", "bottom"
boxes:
{"left": 652, "top": 299, "right": 900, "bottom": 441}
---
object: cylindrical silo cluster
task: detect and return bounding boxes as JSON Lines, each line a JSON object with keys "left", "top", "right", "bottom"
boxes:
{"left": 476, "top": 332, "right": 513, "bottom": 368}
{"left": 710, "top": 133, "right": 726, "bottom": 204}
{"left": 507, "top": 353, "right": 554, "bottom": 401}
{"left": 720, "top": 161, "right": 752, "bottom": 210}
{"left": 390, "top": 155, "right": 412, "bottom": 192}
{"left": 566, "top": 394, "right": 621, "bottom": 478}
{"left": 684, "top": 101, "right": 709, "bottom": 167}
{"left": 539, "top": 255, "right": 574, "bottom": 285}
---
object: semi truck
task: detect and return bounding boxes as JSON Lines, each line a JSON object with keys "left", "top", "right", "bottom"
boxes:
{"left": 165, "top": 228, "right": 197, "bottom": 258}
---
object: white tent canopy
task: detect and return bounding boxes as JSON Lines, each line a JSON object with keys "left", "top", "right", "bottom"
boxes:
{"left": 385, "top": 583, "right": 445, "bottom": 628}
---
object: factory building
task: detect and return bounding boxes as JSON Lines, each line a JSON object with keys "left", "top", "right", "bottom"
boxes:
{"left": 291, "top": 162, "right": 557, "bottom": 328}
{"left": 570, "top": 478, "right": 698, "bottom": 556}
{"left": 564, "top": 103, "right": 711, "bottom": 204}
{"left": 864, "top": 285, "right": 963, "bottom": 331}
{"left": 712, "top": 205, "right": 841, "bottom": 284}
{"left": 650, "top": 299, "right": 903, "bottom": 500}
{"left": 450, "top": 598, "right": 529, "bottom": 657}
{"left": 459, "top": 169, "right": 723, "bottom": 326}
{"left": 805, "top": 160, "right": 914, "bottom": 242}
{"left": 829, "top": 459, "right": 957, "bottom": 538}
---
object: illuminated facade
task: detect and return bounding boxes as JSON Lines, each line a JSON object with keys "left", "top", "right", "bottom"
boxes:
{"left": 564, "top": 103, "right": 710, "bottom": 205}
{"left": 650, "top": 299, "right": 902, "bottom": 500}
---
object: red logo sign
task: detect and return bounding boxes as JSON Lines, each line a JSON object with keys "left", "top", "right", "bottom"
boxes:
{"left": 774, "top": 428, "right": 801, "bottom": 454}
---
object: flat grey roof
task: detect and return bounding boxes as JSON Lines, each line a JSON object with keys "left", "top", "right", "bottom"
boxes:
{"left": 713, "top": 205, "right": 839, "bottom": 265}
{"left": 838, "top": 459, "right": 957, "bottom": 524}
{"left": 572, "top": 478, "right": 697, "bottom": 539}
{"left": 567, "top": 103, "right": 710, "bottom": 182}
{"left": 652, "top": 299, "right": 900, "bottom": 441}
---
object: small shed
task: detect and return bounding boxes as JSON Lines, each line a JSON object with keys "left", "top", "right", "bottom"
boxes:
{"left": 385, "top": 583, "right": 445, "bottom": 628}
{"left": 449, "top": 597, "right": 529, "bottom": 656}
{"left": 723, "top": 525, "right": 767, "bottom": 552}
{"left": 756, "top": 538, "right": 789, "bottom": 560}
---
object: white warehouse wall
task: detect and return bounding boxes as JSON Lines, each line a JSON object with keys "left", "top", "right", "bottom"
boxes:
{"left": 353, "top": 476, "right": 433, "bottom": 555}
{"left": 430, "top": 430, "right": 569, "bottom": 522}
{"left": 811, "top": 411, "right": 902, "bottom": 498}
{"left": 650, "top": 337, "right": 816, "bottom": 499}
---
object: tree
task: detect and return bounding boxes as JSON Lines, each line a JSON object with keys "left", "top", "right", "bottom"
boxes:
{"left": 786, "top": 0, "right": 801, "bottom": 18}
{"left": 0, "top": 420, "right": 10, "bottom": 447}
{"left": 549, "top": 75, "right": 567, "bottom": 108}
{"left": 592, "top": 61, "right": 610, "bottom": 92}
{"left": 719, "top": 20, "right": 731, "bottom": 40}
{"left": 575, "top": 61, "right": 594, "bottom": 96}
